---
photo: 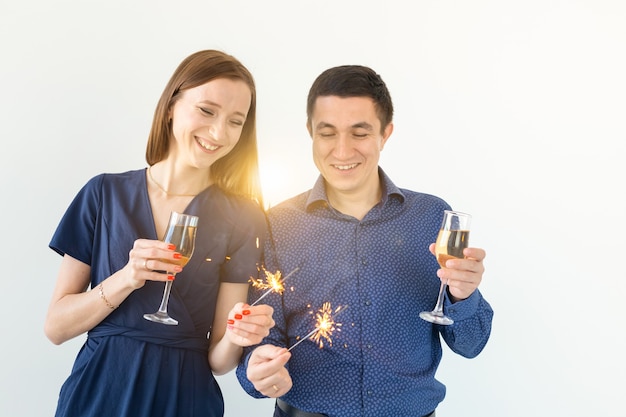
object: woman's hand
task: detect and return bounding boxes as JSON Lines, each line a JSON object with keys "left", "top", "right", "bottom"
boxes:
{"left": 226, "top": 303, "right": 275, "bottom": 347}
{"left": 44, "top": 238, "right": 184, "bottom": 345}
{"left": 123, "top": 239, "right": 183, "bottom": 289}
{"left": 208, "top": 283, "right": 275, "bottom": 375}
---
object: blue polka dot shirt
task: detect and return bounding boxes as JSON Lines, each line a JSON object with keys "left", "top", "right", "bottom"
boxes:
{"left": 237, "top": 168, "right": 494, "bottom": 417}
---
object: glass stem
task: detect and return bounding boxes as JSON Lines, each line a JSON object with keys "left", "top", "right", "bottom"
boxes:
{"left": 157, "top": 278, "right": 174, "bottom": 313}
{"left": 432, "top": 280, "right": 448, "bottom": 315}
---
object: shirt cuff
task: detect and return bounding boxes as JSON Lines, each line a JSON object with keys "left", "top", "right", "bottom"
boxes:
{"left": 444, "top": 289, "right": 481, "bottom": 321}
{"left": 236, "top": 350, "right": 268, "bottom": 399}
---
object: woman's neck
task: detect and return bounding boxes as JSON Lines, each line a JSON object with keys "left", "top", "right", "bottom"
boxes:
{"left": 147, "top": 162, "right": 212, "bottom": 197}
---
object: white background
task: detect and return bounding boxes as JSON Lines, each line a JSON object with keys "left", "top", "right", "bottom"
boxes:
{"left": 1, "top": 1, "right": 625, "bottom": 416}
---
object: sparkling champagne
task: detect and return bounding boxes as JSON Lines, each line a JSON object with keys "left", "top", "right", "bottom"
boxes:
{"left": 162, "top": 225, "right": 196, "bottom": 259}
{"left": 421, "top": 210, "right": 472, "bottom": 326}
{"left": 159, "top": 255, "right": 191, "bottom": 267}
{"left": 435, "top": 229, "right": 470, "bottom": 268}
{"left": 144, "top": 212, "right": 198, "bottom": 325}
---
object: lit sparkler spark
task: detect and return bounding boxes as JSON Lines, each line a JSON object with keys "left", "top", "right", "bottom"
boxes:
{"left": 249, "top": 267, "right": 299, "bottom": 306}
{"left": 288, "top": 302, "right": 347, "bottom": 351}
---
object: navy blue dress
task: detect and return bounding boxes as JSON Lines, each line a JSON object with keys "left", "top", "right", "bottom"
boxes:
{"left": 49, "top": 169, "right": 266, "bottom": 417}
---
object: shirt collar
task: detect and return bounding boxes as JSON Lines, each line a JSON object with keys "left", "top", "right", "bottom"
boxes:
{"left": 305, "top": 167, "right": 406, "bottom": 211}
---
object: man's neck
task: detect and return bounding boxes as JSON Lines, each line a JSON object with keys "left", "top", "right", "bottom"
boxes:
{"left": 326, "top": 183, "right": 382, "bottom": 221}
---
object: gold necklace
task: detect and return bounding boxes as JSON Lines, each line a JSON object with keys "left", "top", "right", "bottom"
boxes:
{"left": 147, "top": 166, "right": 197, "bottom": 197}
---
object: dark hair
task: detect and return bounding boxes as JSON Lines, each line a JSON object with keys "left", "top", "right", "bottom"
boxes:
{"left": 146, "top": 50, "right": 262, "bottom": 205}
{"left": 306, "top": 65, "right": 394, "bottom": 133}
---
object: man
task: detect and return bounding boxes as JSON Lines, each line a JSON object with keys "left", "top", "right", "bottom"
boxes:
{"left": 236, "top": 65, "right": 494, "bottom": 417}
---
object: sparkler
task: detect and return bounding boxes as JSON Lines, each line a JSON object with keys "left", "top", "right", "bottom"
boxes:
{"left": 288, "top": 302, "right": 347, "bottom": 351}
{"left": 249, "top": 267, "right": 299, "bottom": 306}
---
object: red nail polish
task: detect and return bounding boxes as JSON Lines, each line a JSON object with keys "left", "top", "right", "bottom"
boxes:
{"left": 242, "top": 310, "right": 251, "bottom": 315}
{"left": 167, "top": 275, "right": 175, "bottom": 281}
{"left": 227, "top": 319, "right": 235, "bottom": 325}
{"left": 167, "top": 244, "right": 176, "bottom": 250}
{"left": 235, "top": 314, "right": 243, "bottom": 320}
{"left": 173, "top": 253, "right": 182, "bottom": 259}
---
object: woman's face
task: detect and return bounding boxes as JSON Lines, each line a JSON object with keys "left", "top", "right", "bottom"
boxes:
{"left": 169, "top": 78, "right": 252, "bottom": 169}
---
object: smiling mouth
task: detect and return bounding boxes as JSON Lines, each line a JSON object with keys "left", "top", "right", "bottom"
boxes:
{"left": 196, "top": 137, "right": 220, "bottom": 151}
{"left": 333, "top": 163, "right": 359, "bottom": 171}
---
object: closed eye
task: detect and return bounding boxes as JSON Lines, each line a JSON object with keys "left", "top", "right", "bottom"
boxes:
{"left": 200, "top": 107, "right": 215, "bottom": 116}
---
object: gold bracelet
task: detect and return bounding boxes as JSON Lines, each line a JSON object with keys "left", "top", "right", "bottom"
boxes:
{"left": 98, "top": 282, "right": 117, "bottom": 310}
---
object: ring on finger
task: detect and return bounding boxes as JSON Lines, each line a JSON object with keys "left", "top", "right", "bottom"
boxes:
{"left": 143, "top": 259, "right": 149, "bottom": 271}
{"left": 272, "top": 384, "right": 279, "bottom": 392}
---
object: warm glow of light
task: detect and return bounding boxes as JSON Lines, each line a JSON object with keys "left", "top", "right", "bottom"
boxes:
{"left": 258, "top": 155, "right": 315, "bottom": 209}
{"left": 259, "top": 161, "right": 288, "bottom": 209}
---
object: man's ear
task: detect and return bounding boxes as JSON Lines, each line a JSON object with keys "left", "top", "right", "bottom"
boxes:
{"left": 380, "top": 122, "right": 394, "bottom": 150}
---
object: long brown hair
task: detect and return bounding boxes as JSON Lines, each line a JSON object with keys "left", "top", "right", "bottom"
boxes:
{"left": 146, "top": 50, "right": 263, "bottom": 206}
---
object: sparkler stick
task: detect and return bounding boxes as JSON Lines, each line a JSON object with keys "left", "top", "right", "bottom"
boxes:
{"left": 249, "top": 267, "right": 299, "bottom": 306}
{"left": 288, "top": 302, "right": 347, "bottom": 351}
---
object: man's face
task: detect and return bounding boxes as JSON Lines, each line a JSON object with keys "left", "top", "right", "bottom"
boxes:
{"left": 309, "top": 95, "right": 392, "bottom": 200}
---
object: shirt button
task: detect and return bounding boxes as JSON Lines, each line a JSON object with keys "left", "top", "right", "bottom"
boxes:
{"left": 364, "top": 300, "right": 371, "bottom": 306}
{"left": 361, "top": 258, "right": 368, "bottom": 265}
{"left": 366, "top": 344, "right": 373, "bottom": 349}
{"left": 367, "top": 390, "right": 373, "bottom": 396}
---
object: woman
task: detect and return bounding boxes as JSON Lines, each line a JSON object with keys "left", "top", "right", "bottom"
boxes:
{"left": 44, "top": 50, "right": 274, "bottom": 417}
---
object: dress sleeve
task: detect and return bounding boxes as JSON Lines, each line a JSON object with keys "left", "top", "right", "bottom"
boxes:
{"left": 49, "top": 174, "right": 103, "bottom": 266}
{"left": 220, "top": 200, "right": 267, "bottom": 284}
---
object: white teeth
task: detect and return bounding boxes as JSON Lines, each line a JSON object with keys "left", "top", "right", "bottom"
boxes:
{"left": 197, "top": 138, "right": 219, "bottom": 151}
{"left": 335, "top": 163, "right": 358, "bottom": 170}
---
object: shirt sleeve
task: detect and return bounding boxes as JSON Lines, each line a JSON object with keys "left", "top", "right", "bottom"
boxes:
{"left": 440, "top": 289, "right": 494, "bottom": 358}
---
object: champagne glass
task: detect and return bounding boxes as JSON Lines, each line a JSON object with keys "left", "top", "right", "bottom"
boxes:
{"left": 419, "top": 210, "right": 471, "bottom": 326}
{"left": 144, "top": 211, "right": 199, "bottom": 325}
